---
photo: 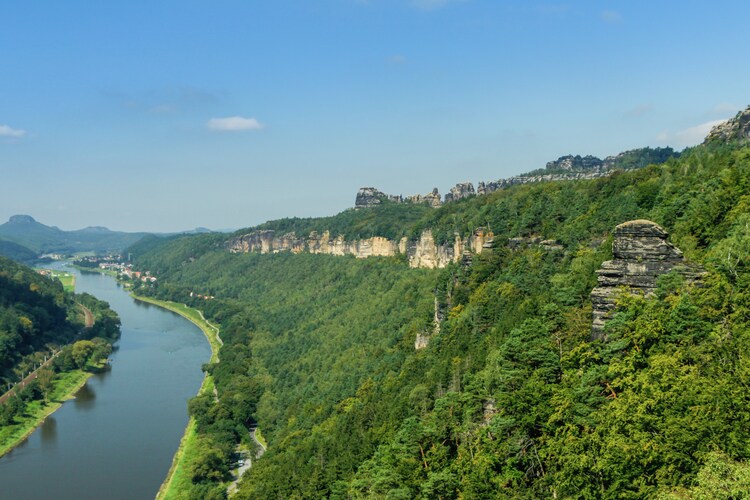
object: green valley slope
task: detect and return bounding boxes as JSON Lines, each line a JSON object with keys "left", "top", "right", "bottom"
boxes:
{"left": 129, "top": 108, "right": 750, "bottom": 498}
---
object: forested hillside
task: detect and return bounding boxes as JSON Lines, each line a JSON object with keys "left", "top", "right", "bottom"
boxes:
{"left": 130, "top": 128, "right": 750, "bottom": 497}
{"left": 0, "top": 257, "right": 120, "bottom": 433}
{"left": 0, "top": 239, "right": 37, "bottom": 263}
{"left": 0, "top": 256, "right": 120, "bottom": 380}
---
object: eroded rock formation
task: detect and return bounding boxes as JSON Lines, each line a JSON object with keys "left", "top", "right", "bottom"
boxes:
{"left": 227, "top": 228, "right": 499, "bottom": 269}
{"left": 444, "top": 182, "right": 475, "bottom": 203}
{"left": 356, "top": 147, "right": 678, "bottom": 208}
{"left": 406, "top": 188, "right": 443, "bottom": 208}
{"left": 546, "top": 154, "right": 605, "bottom": 172}
{"left": 704, "top": 106, "right": 750, "bottom": 145}
{"left": 590, "top": 220, "right": 700, "bottom": 338}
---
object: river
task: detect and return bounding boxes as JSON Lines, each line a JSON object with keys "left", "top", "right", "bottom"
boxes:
{"left": 0, "top": 265, "right": 211, "bottom": 499}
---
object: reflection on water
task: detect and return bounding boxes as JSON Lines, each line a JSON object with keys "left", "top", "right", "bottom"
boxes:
{"left": 40, "top": 417, "right": 57, "bottom": 444}
{"left": 73, "top": 383, "right": 96, "bottom": 409}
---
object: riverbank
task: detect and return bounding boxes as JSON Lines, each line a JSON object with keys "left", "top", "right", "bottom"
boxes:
{"left": 131, "top": 296, "right": 221, "bottom": 363}
{"left": 70, "top": 264, "right": 118, "bottom": 278}
{"left": 130, "top": 295, "right": 222, "bottom": 500}
{"left": 0, "top": 369, "right": 91, "bottom": 458}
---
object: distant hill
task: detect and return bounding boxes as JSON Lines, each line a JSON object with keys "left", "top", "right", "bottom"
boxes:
{"left": 0, "top": 238, "right": 37, "bottom": 262}
{"left": 0, "top": 215, "right": 148, "bottom": 255}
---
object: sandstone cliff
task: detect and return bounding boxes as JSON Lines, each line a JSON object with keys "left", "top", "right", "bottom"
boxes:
{"left": 356, "top": 147, "right": 678, "bottom": 208}
{"left": 227, "top": 228, "right": 498, "bottom": 269}
{"left": 355, "top": 187, "right": 404, "bottom": 208}
{"left": 405, "top": 188, "right": 442, "bottom": 208}
{"left": 704, "top": 106, "right": 750, "bottom": 145}
{"left": 590, "top": 220, "right": 701, "bottom": 338}
{"left": 444, "top": 182, "right": 475, "bottom": 203}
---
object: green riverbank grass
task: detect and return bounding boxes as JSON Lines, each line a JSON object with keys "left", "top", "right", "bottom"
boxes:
{"left": 0, "top": 369, "right": 90, "bottom": 458}
{"left": 36, "top": 269, "right": 76, "bottom": 292}
{"left": 131, "top": 295, "right": 222, "bottom": 500}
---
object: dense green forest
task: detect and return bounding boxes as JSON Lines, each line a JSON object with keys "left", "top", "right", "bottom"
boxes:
{"left": 130, "top": 136, "right": 750, "bottom": 498}
{"left": 249, "top": 201, "right": 432, "bottom": 241}
{"left": 0, "top": 239, "right": 37, "bottom": 263}
{"left": 0, "top": 257, "right": 120, "bottom": 428}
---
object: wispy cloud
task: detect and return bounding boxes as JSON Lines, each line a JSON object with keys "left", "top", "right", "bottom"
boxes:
{"left": 712, "top": 102, "right": 739, "bottom": 115}
{"left": 601, "top": 10, "right": 622, "bottom": 23}
{"left": 625, "top": 104, "right": 654, "bottom": 119}
{"left": 410, "top": 0, "right": 465, "bottom": 11}
{"left": 387, "top": 54, "right": 408, "bottom": 65}
{"left": 536, "top": 4, "right": 569, "bottom": 15}
{"left": 656, "top": 119, "right": 726, "bottom": 148}
{"left": 207, "top": 116, "right": 264, "bottom": 132}
{"left": 104, "top": 86, "right": 220, "bottom": 114}
{"left": 0, "top": 124, "right": 26, "bottom": 139}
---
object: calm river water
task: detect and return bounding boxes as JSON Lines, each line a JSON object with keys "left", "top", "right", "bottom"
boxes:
{"left": 0, "top": 265, "right": 211, "bottom": 499}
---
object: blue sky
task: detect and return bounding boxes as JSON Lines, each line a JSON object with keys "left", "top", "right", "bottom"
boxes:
{"left": 1, "top": 1, "right": 748, "bottom": 232}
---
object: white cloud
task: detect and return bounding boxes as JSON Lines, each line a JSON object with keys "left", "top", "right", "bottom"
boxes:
{"left": 657, "top": 119, "right": 726, "bottom": 148}
{"left": 0, "top": 124, "right": 26, "bottom": 138}
{"left": 601, "top": 10, "right": 622, "bottom": 23}
{"left": 625, "top": 104, "right": 653, "bottom": 118}
{"left": 207, "top": 116, "right": 264, "bottom": 132}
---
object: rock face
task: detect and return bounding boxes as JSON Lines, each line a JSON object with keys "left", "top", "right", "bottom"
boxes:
{"left": 406, "top": 188, "right": 443, "bottom": 208}
{"left": 444, "top": 182, "right": 475, "bottom": 203}
{"left": 546, "top": 154, "right": 604, "bottom": 172}
{"left": 227, "top": 228, "right": 498, "bottom": 269}
{"left": 229, "top": 230, "right": 403, "bottom": 259}
{"left": 356, "top": 147, "right": 680, "bottom": 208}
{"left": 704, "top": 106, "right": 750, "bottom": 145}
{"left": 590, "top": 220, "right": 698, "bottom": 338}
{"left": 355, "top": 187, "right": 388, "bottom": 208}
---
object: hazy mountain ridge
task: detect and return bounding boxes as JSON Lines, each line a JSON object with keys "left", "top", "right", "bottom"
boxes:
{"left": 0, "top": 215, "right": 229, "bottom": 259}
{"left": 0, "top": 215, "right": 147, "bottom": 255}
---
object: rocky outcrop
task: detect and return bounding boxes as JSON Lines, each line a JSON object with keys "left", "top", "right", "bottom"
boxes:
{"left": 477, "top": 171, "right": 613, "bottom": 196}
{"left": 507, "top": 236, "right": 563, "bottom": 252}
{"left": 355, "top": 188, "right": 405, "bottom": 208}
{"left": 229, "top": 230, "right": 306, "bottom": 254}
{"left": 406, "top": 231, "right": 459, "bottom": 269}
{"left": 704, "top": 106, "right": 750, "bottom": 145}
{"left": 406, "top": 188, "right": 443, "bottom": 208}
{"left": 228, "top": 228, "right": 497, "bottom": 269}
{"left": 415, "top": 296, "right": 444, "bottom": 350}
{"left": 444, "top": 182, "right": 475, "bottom": 203}
{"left": 546, "top": 154, "right": 605, "bottom": 172}
{"left": 229, "top": 230, "right": 403, "bottom": 259}
{"left": 590, "top": 220, "right": 701, "bottom": 338}
{"left": 357, "top": 147, "right": 679, "bottom": 207}
{"left": 355, "top": 187, "right": 387, "bottom": 208}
